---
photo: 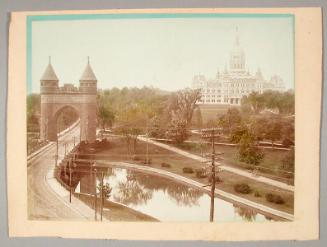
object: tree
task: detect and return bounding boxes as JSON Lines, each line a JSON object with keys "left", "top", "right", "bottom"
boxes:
{"left": 281, "top": 147, "right": 295, "bottom": 173}
{"left": 166, "top": 119, "right": 189, "bottom": 144}
{"left": 27, "top": 94, "right": 41, "bottom": 131}
{"left": 148, "top": 116, "right": 165, "bottom": 138}
{"left": 241, "top": 92, "right": 265, "bottom": 114}
{"left": 98, "top": 105, "right": 115, "bottom": 131}
{"left": 193, "top": 107, "right": 203, "bottom": 128}
{"left": 167, "top": 88, "right": 201, "bottom": 127}
{"left": 230, "top": 124, "right": 249, "bottom": 144}
{"left": 165, "top": 88, "right": 201, "bottom": 144}
{"left": 252, "top": 116, "right": 270, "bottom": 141}
{"left": 241, "top": 90, "right": 295, "bottom": 115}
{"left": 265, "top": 119, "right": 282, "bottom": 147}
{"left": 218, "top": 107, "right": 242, "bottom": 134}
{"left": 117, "top": 126, "right": 142, "bottom": 155}
{"left": 281, "top": 118, "right": 295, "bottom": 147}
{"left": 238, "top": 131, "right": 264, "bottom": 165}
{"left": 97, "top": 182, "right": 112, "bottom": 205}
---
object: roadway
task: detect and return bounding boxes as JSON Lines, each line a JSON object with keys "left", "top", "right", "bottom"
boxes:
{"left": 27, "top": 124, "right": 86, "bottom": 220}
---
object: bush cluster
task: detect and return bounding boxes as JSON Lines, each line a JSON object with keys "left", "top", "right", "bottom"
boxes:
{"left": 254, "top": 191, "right": 261, "bottom": 197}
{"left": 265, "top": 193, "right": 285, "bottom": 204}
{"left": 161, "top": 162, "right": 171, "bottom": 168}
{"left": 234, "top": 183, "right": 251, "bottom": 194}
{"left": 182, "top": 167, "right": 194, "bottom": 174}
{"left": 195, "top": 168, "right": 207, "bottom": 178}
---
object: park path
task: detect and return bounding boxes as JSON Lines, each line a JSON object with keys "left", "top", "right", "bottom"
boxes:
{"left": 98, "top": 161, "right": 293, "bottom": 221}
{"left": 138, "top": 136, "right": 294, "bottom": 192}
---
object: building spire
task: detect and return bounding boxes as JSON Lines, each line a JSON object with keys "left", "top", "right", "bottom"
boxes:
{"left": 41, "top": 57, "right": 59, "bottom": 81}
{"left": 80, "top": 57, "right": 97, "bottom": 81}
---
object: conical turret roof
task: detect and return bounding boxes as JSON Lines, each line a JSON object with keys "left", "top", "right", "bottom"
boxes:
{"left": 41, "top": 62, "right": 59, "bottom": 81}
{"left": 80, "top": 58, "right": 97, "bottom": 81}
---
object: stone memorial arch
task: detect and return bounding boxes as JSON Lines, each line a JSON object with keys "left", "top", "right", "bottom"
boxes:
{"left": 40, "top": 58, "right": 97, "bottom": 142}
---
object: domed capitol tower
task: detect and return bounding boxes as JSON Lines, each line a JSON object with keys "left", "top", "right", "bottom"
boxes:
{"left": 192, "top": 29, "right": 286, "bottom": 105}
{"left": 40, "top": 57, "right": 97, "bottom": 142}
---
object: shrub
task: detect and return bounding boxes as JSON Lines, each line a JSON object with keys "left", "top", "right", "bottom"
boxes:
{"left": 282, "top": 138, "right": 294, "bottom": 148}
{"left": 195, "top": 168, "right": 207, "bottom": 178}
{"left": 208, "top": 176, "right": 222, "bottom": 183}
{"left": 274, "top": 195, "right": 285, "bottom": 204}
{"left": 132, "top": 155, "right": 141, "bottom": 161}
{"left": 161, "top": 162, "right": 171, "bottom": 168}
{"left": 182, "top": 167, "right": 194, "bottom": 174}
{"left": 234, "top": 183, "right": 251, "bottom": 194}
{"left": 265, "top": 193, "right": 285, "bottom": 204}
{"left": 254, "top": 191, "right": 261, "bottom": 197}
{"left": 143, "top": 158, "right": 152, "bottom": 165}
{"left": 265, "top": 193, "right": 275, "bottom": 203}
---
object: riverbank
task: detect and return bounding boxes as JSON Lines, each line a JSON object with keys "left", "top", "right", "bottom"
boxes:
{"left": 93, "top": 137, "right": 294, "bottom": 215}
{"left": 95, "top": 161, "right": 292, "bottom": 221}
{"left": 74, "top": 193, "right": 158, "bottom": 222}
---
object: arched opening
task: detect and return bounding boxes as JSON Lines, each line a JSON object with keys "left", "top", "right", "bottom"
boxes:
{"left": 51, "top": 105, "right": 80, "bottom": 141}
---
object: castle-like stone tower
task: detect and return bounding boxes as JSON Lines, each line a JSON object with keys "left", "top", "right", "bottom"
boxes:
{"left": 40, "top": 57, "right": 97, "bottom": 142}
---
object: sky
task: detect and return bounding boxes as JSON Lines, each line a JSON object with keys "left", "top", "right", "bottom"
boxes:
{"left": 31, "top": 17, "right": 294, "bottom": 93}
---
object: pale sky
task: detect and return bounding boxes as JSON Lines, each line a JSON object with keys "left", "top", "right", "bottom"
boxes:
{"left": 31, "top": 17, "right": 294, "bottom": 93}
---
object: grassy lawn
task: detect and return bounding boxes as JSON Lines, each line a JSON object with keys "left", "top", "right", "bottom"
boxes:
{"left": 197, "top": 104, "right": 232, "bottom": 122}
{"left": 173, "top": 141, "right": 293, "bottom": 184}
{"left": 95, "top": 136, "right": 294, "bottom": 214}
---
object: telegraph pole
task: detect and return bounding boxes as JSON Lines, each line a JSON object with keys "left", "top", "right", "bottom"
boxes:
{"left": 55, "top": 137, "right": 59, "bottom": 166}
{"left": 201, "top": 128, "right": 223, "bottom": 222}
{"left": 94, "top": 168, "right": 97, "bottom": 221}
{"left": 100, "top": 172, "right": 104, "bottom": 221}
{"left": 210, "top": 128, "right": 215, "bottom": 222}
{"left": 146, "top": 118, "right": 149, "bottom": 164}
{"left": 69, "top": 158, "right": 72, "bottom": 203}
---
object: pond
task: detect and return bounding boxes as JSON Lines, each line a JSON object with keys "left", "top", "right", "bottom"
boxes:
{"left": 74, "top": 166, "right": 273, "bottom": 222}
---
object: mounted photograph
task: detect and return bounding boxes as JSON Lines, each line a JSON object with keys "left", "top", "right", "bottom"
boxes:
{"left": 7, "top": 8, "right": 321, "bottom": 241}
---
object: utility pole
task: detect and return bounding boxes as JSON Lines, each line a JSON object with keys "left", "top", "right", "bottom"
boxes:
{"left": 69, "top": 158, "right": 72, "bottom": 203}
{"left": 100, "top": 172, "right": 104, "bottom": 221}
{"left": 55, "top": 137, "right": 59, "bottom": 166}
{"left": 94, "top": 168, "right": 97, "bottom": 221}
{"left": 146, "top": 118, "right": 149, "bottom": 164}
{"left": 201, "top": 128, "right": 223, "bottom": 222}
{"left": 210, "top": 128, "right": 215, "bottom": 222}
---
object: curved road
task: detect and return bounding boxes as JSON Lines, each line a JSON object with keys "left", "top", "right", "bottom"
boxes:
{"left": 27, "top": 125, "right": 85, "bottom": 220}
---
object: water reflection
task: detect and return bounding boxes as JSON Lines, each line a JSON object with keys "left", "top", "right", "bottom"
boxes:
{"left": 114, "top": 172, "right": 153, "bottom": 205}
{"left": 234, "top": 205, "right": 257, "bottom": 222}
{"left": 73, "top": 166, "right": 272, "bottom": 222}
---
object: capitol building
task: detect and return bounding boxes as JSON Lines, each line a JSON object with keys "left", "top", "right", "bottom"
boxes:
{"left": 192, "top": 32, "right": 286, "bottom": 105}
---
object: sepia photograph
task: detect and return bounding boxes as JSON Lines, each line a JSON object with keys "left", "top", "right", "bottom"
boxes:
{"left": 26, "top": 13, "right": 294, "bottom": 223}
{"left": 6, "top": 8, "right": 322, "bottom": 241}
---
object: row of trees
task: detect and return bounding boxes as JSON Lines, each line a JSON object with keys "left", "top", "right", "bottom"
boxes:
{"left": 97, "top": 87, "right": 202, "bottom": 148}
{"left": 241, "top": 90, "right": 295, "bottom": 115}
{"left": 216, "top": 91, "right": 295, "bottom": 171}
{"left": 221, "top": 108, "right": 294, "bottom": 148}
